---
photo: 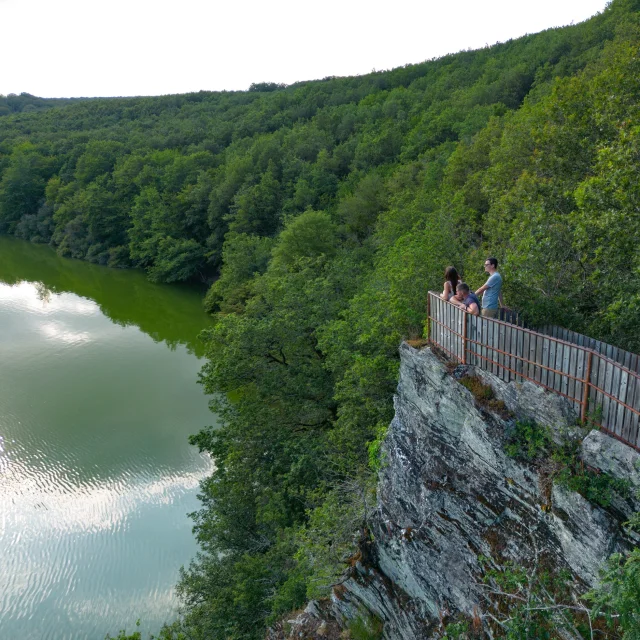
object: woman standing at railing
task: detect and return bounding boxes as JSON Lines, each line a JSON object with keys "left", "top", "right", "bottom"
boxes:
{"left": 440, "top": 266, "right": 461, "bottom": 301}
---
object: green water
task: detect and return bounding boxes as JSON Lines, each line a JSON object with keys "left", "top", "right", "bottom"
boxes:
{"left": 0, "top": 237, "right": 216, "bottom": 639}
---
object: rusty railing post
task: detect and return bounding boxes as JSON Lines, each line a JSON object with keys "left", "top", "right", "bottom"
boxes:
{"left": 581, "top": 350, "right": 593, "bottom": 423}
{"left": 426, "top": 292, "right": 431, "bottom": 343}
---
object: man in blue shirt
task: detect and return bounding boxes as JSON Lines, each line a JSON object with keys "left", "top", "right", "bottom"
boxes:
{"left": 475, "top": 257, "right": 503, "bottom": 318}
{"left": 449, "top": 282, "right": 480, "bottom": 315}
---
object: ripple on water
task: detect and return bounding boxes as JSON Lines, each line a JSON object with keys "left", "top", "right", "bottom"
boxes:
{"left": 0, "top": 274, "right": 216, "bottom": 640}
{"left": 0, "top": 455, "right": 213, "bottom": 639}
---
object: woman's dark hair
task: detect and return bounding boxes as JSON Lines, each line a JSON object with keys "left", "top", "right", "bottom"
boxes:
{"left": 444, "top": 266, "right": 459, "bottom": 292}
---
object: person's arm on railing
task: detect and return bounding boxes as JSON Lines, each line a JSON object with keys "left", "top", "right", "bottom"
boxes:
{"left": 449, "top": 294, "right": 479, "bottom": 315}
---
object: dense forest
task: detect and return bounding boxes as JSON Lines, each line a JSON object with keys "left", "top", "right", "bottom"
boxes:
{"left": 0, "top": 92, "right": 92, "bottom": 116}
{"left": 3, "top": 1, "right": 640, "bottom": 637}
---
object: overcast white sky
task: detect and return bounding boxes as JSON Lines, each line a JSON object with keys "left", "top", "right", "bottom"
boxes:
{"left": 1, "top": 0, "right": 608, "bottom": 98}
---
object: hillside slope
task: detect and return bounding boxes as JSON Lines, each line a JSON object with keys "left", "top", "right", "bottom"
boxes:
{"left": 4, "top": 2, "right": 640, "bottom": 637}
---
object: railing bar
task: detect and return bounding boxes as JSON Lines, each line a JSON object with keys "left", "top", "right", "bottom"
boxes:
{"left": 535, "top": 333, "right": 544, "bottom": 385}
{"left": 461, "top": 307, "right": 467, "bottom": 365}
{"left": 509, "top": 323, "right": 517, "bottom": 383}
{"left": 603, "top": 359, "right": 614, "bottom": 432}
{"left": 576, "top": 348, "right": 586, "bottom": 419}
{"left": 489, "top": 318, "right": 496, "bottom": 377}
{"left": 464, "top": 338, "right": 587, "bottom": 383}
{"left": 540, "top": 336, "right": 549, "bottom": 388}
{"left": 429, "top": 293, "right": 640, "bottom": 381}
{"left": 553, "top": 340, "right": 564, "bottom": 395}
{"left": 469, "top": 351, "right": 586, "bottom": 407}
{"left": 427, "top": 292, "right": 640, "bottom": 451}
{"left": 517, "top": 321, "right": 525, "bottom": 382}
{"left": 561, "top": 341, "right": 571, "bottom": 400}
{"left": 449, "top": 302, "right": 454, "bottom": 361}
{"left": 616, "top": 368, "right": 629, "bottom": 440}
{"left": 444, "top": 299, "right": 449, "bottom": 359}
{"left": 609, "top": 359, "right": 622, "bottom": 436}
{"left": 472, "top": 313, "right": 480, "bottom": 367}
{"left": 527, "top": 330, "right": 535, "bottom": 381}
{"left": 434, "top": 339, "right": 463, "bottom": 363}
{"left": 509, "top": 327, "right": 518, "bottom": 382}
{"left": 622, "top": 372, "right": 638, "bottom": 444}
{"left": 456, "top": 305, "right": 462, "bottom": 362}
{"left": 441, "top": 298, "right": 447, "bottom": 356}
{"left": 498, "top": 321, "right": 505, "bottom": 381}
{"left": 456, "top": 306, "right": 461, "bottom": 362}
{"left": 588, "top": 382, "right": 640, "bottom": 417}
{"left": 478, "top": 316, "right": 489, "bottom": 376}
{"left": 494, "top": 320, "right": 500, "bottom": 379}
{"left": 429, "top": 315, "right": 464, "bottom": 339}
{"left": 581, "top": 351, "right": 592, "bottom": 423}
{"left": 568, "top": 346, "right": 578, "bottom": 414}
{"left": 481, "top": 315, "right": 486, "bottom": 368}
{"left": 633, "top": 377, "right": 640, "bottom": 448}
{"left": 548, "top": 337, "right": 557, "bottom": 391}
{"left": 591, "top": 355, "right": 602, "bottom": 422}
{"left": 429, "top": 305, "right": 639, "bottom": 385}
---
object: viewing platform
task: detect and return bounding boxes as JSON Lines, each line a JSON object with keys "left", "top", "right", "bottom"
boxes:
{"left": 427, "top": 291, "right": 640, "bottom": 452}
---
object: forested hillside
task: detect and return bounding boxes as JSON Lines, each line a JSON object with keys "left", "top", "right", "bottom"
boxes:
{"left": 3, "top": 2, "right": 640, "bottom": 637}
{"left": 0, "top": 92, "right": 91, "bottom": 116}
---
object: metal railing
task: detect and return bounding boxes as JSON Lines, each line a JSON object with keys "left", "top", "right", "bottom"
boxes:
{"left": 427, "top": 291, "right": 640, "bottom": 452}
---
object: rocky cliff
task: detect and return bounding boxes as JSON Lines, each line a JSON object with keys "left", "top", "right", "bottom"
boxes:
{"left": 271, "top": 344, "right": 640, "bottom": 639}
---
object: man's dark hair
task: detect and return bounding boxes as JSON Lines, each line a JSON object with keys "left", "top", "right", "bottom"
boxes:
{"left": 457, "top": 282, "right": 470, "bottom": 294}
{"left": 486, "top": 257, "right": 498, "bottom": 268}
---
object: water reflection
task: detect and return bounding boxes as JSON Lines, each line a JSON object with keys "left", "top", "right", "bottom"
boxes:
{"left": 0, "top": 236, "right": 212, "bottom": 356}
{"left": 0, "top": 238, "right": 216, "bottom": 640}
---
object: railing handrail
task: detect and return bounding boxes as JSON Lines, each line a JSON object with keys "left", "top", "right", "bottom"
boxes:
{"left": 426, "top": 291, "right": 640, "bottom": 452}
{"left": 428, "top": 291, "right": 640, "bottom": 382}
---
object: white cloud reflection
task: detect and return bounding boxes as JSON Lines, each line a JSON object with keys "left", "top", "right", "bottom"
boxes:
{"left": 0, "top": 454, "right": 213, "bottom": 537}
{"left": 39, "top": 321, "right": 92, "bottom": 345}
{"left": 0, "top": 281, "right": 99, "bottom": 316}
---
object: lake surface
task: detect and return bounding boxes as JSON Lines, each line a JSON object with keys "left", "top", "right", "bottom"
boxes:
{"left": 0, "top": 237, "right": 216, "bottom": 639}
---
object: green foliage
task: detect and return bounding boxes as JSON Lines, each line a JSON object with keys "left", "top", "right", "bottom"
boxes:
{"left": 347, "top": 611, "right": 384, "bottom": 640}
{"left": 203, "top": 232, "right": 273, "bottom": 313}
{"left": 367, "top": 422, "right": 389, "bottom": 472}
{"left": 482, "top": 561, "right": 591, "bottom": 639}
{"left": 105, "top": 620, "right": 142, "bottom": 640}
{"left": 587, "top": 549, "right": 640, "bottom": 639}
{"left": 504, "top": 420, "right": 552, "bottom": 461}
{"left": 624, "top": 512, "right": 640, "bottom": 533}
{"left": 505, "top": 419, "right": 631, "bottom": 508}
{"left": 0, "top": 92, "right": 85, "bottom": 116}
{"left": 442, "top": 620, "right": 471, "bottom": 639}
{"left": 271, "top": 209, "right": 337, "bottom": 269}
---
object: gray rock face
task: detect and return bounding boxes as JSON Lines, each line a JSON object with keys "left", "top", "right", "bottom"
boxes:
{"left": 270, "top": 345, "right": 638, "bottom": 639}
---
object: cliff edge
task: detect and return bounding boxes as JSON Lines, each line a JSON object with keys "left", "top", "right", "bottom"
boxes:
{"left": 270, "top": 344, "right": 640, "bottom": 639}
